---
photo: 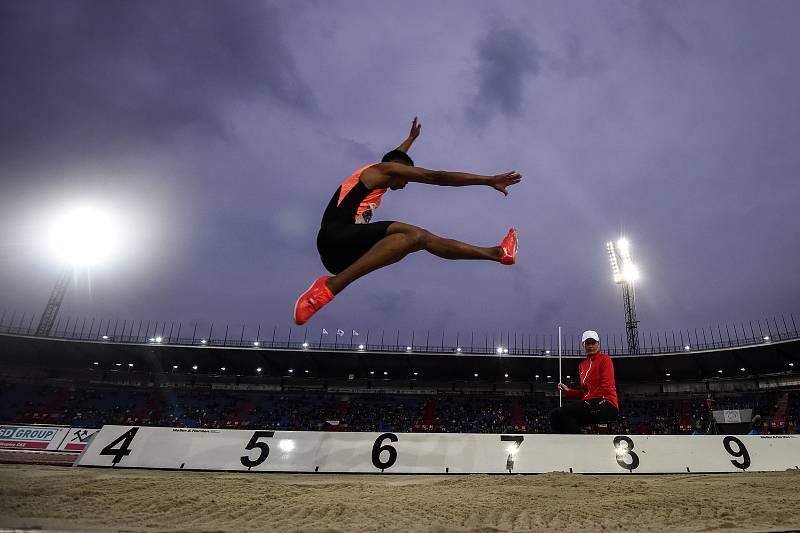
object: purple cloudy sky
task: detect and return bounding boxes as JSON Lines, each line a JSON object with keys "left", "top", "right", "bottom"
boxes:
{"left": 1, "top": 1, "right": 799, "bottom": 345}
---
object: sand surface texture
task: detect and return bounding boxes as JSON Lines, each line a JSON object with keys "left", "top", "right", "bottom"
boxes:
{"left": 1, "top": 464, "right": 800, "bottom": 532}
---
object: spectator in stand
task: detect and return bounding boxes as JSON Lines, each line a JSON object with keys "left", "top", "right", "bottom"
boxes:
{"left": 550, "top": 330, "right": 619, "bottom": 433}
{"left": 748, "top": 414, "right": 763, "bottom": 435}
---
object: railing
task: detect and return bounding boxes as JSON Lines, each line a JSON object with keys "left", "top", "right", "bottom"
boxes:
{"left": 0, "top": 311, "right": 797, "bottom": 357}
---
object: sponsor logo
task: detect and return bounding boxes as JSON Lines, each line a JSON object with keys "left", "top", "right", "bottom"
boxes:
{"left": 0, "top": 426, "right": 59, "bottom": 442}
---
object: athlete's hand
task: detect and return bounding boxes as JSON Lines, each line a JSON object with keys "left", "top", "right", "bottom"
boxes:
{"left": 490, "top": 171, "right": 522, "bottom": 196}
{"left": 557, "top": 383, "right": 569, "bottom": 392}
{"left": 408, "top": 116, "right": 422, "bottom": 140}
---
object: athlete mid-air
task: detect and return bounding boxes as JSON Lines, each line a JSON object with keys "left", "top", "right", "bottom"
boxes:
{"left": 293, "top": 117, "right": 522, "bottom": 325}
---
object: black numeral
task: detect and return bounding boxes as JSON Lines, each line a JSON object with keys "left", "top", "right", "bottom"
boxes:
{"left": 723, "top": 436, "right": 751, "bottom": 470}
{"left": 371, "top": 433, "right": 398, "bottom": 471}
{"left": 100, "top": 427, "right": 139, "bottom": 465}
{"left": 240, "top": 430, "right": 274, "bottom": 469}
{"left": 613, "top": 435, "right": 640, "bottom": 471}
{"left": 501, "top": 435, "right": 525, "bottom": 472}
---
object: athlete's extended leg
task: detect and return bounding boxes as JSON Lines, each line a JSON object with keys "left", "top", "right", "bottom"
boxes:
{"left": 326, "top": 222, "right": 504, "bottom": 294}
{"left": 295, "top": 224, "right": 516, "bottom": 324}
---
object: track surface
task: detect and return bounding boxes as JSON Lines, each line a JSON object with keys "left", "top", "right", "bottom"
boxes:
{"left": 1, "top": 464, "right": 800, "bottom": 532}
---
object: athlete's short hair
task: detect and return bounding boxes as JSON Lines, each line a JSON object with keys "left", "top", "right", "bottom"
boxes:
{"left": 381, "top": 149, "right": 414, "bottom": 166}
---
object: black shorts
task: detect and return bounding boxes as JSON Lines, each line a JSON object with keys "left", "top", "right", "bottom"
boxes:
{"left": 317, "top": 221, "right": 395, "bottom": 274}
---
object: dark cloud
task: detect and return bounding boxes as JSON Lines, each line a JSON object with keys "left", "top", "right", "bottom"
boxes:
{"left": 613, "top": 2, "right": 693, "bottom": 56}
{"left": 468, "top": 20, "right": 542, "bottom": 124}
{"left": 0, "top": 2, "right": 798, "bottom": 343}
{"left": 0, "top": 0, "right": 316, "bottom": 170}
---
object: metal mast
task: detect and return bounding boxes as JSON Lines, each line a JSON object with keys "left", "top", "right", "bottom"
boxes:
{"left": 35, "top": 267, "right": 71, "bottom": 336}
{"left": 621, "top": 281, "right": 640, "bottom": 354}
{"left": 606, "top": 239, "right": 641, "bottom": 354}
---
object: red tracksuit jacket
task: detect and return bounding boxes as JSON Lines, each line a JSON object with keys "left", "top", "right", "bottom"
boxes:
{"left": 564, "top": 351, "right": 619, "bottom": 409}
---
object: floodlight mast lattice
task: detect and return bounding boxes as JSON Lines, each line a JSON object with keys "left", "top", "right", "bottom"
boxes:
{"left": 35, "top": 267, "right": 71, "bottom": 336}
{"left": 606, "top": 239, "right": 641, "bottom": 354}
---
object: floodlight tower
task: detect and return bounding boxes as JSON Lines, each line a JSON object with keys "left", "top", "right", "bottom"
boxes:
{"left": 606, "top": 238, "right": 641, "bottom": 354}
{"left": 35, "top": 205, "right": 118, "bottom": 337}
{"left": 35, "top": 267, "right": 71, "bottom": 336}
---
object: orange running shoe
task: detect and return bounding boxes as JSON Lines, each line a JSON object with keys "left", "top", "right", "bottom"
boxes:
{"left": 293, "top": 276, "right": 335, "bottom": 325}
{"left": 499, "top": 228, "right": 518, "bottom": 265}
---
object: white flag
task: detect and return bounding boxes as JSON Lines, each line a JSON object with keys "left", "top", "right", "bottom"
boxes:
{"left": 352, "top": 330, "right": 359, "bottom": 336}
{"left": 337, "top": 329, "right": 344, "bottom": 336}
{"left": 322, "top": 328, "right": 328, "bottom": 335}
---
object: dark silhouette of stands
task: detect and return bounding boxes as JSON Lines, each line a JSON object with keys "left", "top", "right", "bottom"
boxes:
{"left": 1, "top": 382, "right": 797, "bottom": 435}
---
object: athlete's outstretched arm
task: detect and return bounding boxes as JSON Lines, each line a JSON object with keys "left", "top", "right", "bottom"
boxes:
{"left": 376, "top": 163, "right": 522, "bottom": 196}
{"left": 394, "top": 116, "right": 421, "bottom": 153}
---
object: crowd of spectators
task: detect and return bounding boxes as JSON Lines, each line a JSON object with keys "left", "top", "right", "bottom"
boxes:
{"left": 1, "top": 382, "right": 798, "bottom": 435}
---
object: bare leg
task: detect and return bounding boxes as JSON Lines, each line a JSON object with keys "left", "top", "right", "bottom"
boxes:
{"left": 326, "top": 222, "right": 502, "bottom": 294}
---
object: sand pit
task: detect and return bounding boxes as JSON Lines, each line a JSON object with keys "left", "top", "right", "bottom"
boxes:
{"left": 1, "top": 464, "right": 799, "bottom": 532}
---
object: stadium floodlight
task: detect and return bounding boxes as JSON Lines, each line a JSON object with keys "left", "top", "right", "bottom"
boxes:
{"left": 383, "top": 371, "right": 388, "bottom": 375}
{"left": 155, "top": 337, "right": 162, "bottom": 343}
{"left": 253, "top": 341, "right": 260, "bottom": 347}
{"left": 101, "top": 335, "right": 109, "bottom": 340}
{"left": 606, "top": 242, "right": 622, "bottom": 284}
{"left": 302, "top": 342, "right": 309, "bottom": 348}
{"left": 220, "top": 367, "right": 226, "bottom": 371}
{"left": 148, "top": 337, "right": 155, "bottom": 342}
{"left": 35, "top": 204, "right": 128, "bottom": 337}
{"left": 256, "top": 367, "right": 262, "bottom": 373}
{"left": 200, "top": 339, "right": 207, "bottom": 345}
{"left": 48, "top": 205, "right": 120, "bottom": 268}
{"left": 545, "top": 350, "right": 550, "bottom": 355}
{"left": 370, "top": 371, "right": 375, "bottom": 375}
{"left": 789, "top": 363, "right": 794, "bottom": 367}
{"left": 93, "top": 361, "right": 99, "bottom": 365}
{"left": 172, "top": 365, "right": 178, "bottom": 369}
{"left": 496, "top": 347, "right": 503, "bottom": 354}
{"left": 606, "top": 237, "right": 642, "bottom": 354}
{"left": 546, "top": 375, "right": 551, "bottom": 379}
{"left": 192, "top": 365, "right": 198, "bottom": 370}
{"left": 763, "top": 336, "right": 770, "bottom": 342}
{"left": 456, "top": 347, "right": 462, "bottom": 353}
{"left": 288, "top": 368, "right": 293, "bottom": 373}
{"left": 717, "top": 369, "right": 723, "bottom": 373}
{"left": 740, "top": 367, "right": 746, "bottom": 371}
{"left": 128, "top": 363, "right": 133, "bottom": 367}
{"left": 474, "top": 373, "right": 479, "bottom": 377}
{"left": 358, "top": 344, "right": 365, "bottom": 350}
{"left": 504, "top": 373, "right": 509, "bottom": 378}
{"left": 666, "top": 373, "right": 671, "bottom": 376}
{"left": 413, "top": 371, "right": 418, "bottom": 376}
{"left": 406, "top": 346, "right": 412, "bottom": 351}
{"left": 115, "top": 363, "right": 121, "bottom": 367}
{"left": 684, "top": 345, "right": 691, "bottom": 351}
{"left": 535, "top": 374, "right": 540, "bottom": 379}
{"left": 304, "top": 369, "right": 309, "bottom": 373}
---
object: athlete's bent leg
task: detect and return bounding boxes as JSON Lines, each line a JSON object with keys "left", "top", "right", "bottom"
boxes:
{"left": 326, "top": 222, "right": 503, "bottom": 294}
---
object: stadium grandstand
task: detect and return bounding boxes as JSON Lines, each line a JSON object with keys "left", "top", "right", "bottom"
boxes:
{"left": 1, "top": 315, "right": 798, "bottom": 436}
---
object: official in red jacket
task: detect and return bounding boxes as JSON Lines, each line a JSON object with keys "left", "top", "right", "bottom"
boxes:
{"left": 550, "top": 330, "right": 619, "bottom": 433}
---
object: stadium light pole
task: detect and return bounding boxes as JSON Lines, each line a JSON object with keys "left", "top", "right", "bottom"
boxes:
{"left": 606, "top": 238, "right": 641, "bottom": 355}
{"left": 35, "top": 205, "right": 120, "bottom": 337}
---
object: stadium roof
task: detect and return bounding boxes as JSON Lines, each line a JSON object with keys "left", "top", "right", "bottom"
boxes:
{"left": 1, "top": 332, "right": 797, "bottom": 384}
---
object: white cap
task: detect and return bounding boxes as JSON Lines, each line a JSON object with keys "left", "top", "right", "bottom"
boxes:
{"left": 581, "top": 330, "right": 600, "bottom": 343}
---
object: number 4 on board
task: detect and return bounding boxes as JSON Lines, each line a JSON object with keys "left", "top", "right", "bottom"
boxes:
{"left": 99, "top": 427, "right": 139, "bottom": 465}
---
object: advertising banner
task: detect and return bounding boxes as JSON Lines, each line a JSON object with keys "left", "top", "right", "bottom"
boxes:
{"left": 57, "top": 428, "right": 101, "bottom": 452}
{"left": 0, "top": 425, "right": 71, "bottom": 450}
